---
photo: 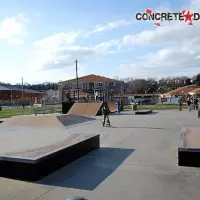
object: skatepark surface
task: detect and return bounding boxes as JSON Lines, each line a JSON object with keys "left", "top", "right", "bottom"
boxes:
{"left": 0, "top": 110, "right": 200, "bottom": 199}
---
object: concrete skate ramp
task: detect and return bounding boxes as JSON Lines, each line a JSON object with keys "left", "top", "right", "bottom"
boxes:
{"left": 1, "top": 114, "right": 95, "bottom": 127}
{"left": 67, "top": 103, "right": 90, "bottom": 115}
{"left": 68, "top": 102, "right": 104, "bottom": 116}
{"left": 0, "top": 114, "right": 100, "bottom": 181}
{"left": 184, "top": 128, "right": 200, "bottom": 148}
{"left": 107, "top": 101, "right": 117, "bottom": 113}
{"left": 178, "top": 127, "right": 200, "bottom": 167}
{"left": 0, "top": 126, "right": 100, "bottom": 181}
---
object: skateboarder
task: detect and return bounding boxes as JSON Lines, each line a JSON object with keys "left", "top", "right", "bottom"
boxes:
{"left": 102, "top": 105, "right": 110, "bottom": 127}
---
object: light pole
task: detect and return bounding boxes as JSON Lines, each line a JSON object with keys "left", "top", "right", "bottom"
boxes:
{"left": 75, "top": 59, "right": 79, "bottom": 102}
{"left": 10, "top": 90, "right": 13, "bottom": 106}
{"left": 58, "top": 83, "right": 63, "bottom": 103}
{"left": 21, "top": 77, "right": 24, "bottom": 99}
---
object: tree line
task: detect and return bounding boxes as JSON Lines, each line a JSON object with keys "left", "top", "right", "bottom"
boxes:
{"left": 0, "top": 82, "right": 58, "bottom": 92}
{"left": 1, "top": 74, "right": 200, "bottom": 94}
{"left": 121, "top": 74, "right": 200, "bottom": 94}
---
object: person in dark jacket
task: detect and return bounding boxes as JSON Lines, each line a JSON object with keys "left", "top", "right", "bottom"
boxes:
{"left": 178, "top": 97, "right": 183, "bottom": 111}
{"left": 194, "top": 98, "right": 199, "bottom": 110}
{"left": 102, "top": 105, "right": 110, "bottom": 127}
{"left": 187, "top": 97, "right": 191, "bottom": 108}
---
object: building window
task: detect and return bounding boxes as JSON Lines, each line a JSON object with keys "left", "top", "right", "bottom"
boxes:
{"left": 96, "top": 83, "right": 103, "bottom": 87}
{"left": 78, "top": 83, "right": 82, "bottom": 88}
{"left": 72, "top": 83, "right": 76, "bottom": 89}
{"left": 109, "top": 83, "right": 114, "bottom": 87}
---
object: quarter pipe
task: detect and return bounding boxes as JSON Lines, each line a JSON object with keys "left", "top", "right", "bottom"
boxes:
{"left": 67, "top": 101, "right": 117, "bottom": 116}
{"left": 67, "top": 102, "right": 103, "bottom": 116}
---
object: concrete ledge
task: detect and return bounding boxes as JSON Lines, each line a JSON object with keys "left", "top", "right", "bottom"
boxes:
{"left": 178, "top": 128, "right": 200, "bottom": 167}
{"left": 135, "top": 110, "right": 153, "bottom": 115}
{"left": 0, "top": 134, "right": 100, "bottom": 181}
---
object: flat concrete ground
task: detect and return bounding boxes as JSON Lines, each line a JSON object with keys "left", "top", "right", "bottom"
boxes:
{"left": 1, "top": 110, "right": 200, "bottom": 200}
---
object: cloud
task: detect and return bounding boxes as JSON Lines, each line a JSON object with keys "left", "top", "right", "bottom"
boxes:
{"left": 8, "top": 38, "right": 24, "bottom": 45}
{"left": 31, "top": 17, "right": 136, "bottom": 71}
{"left": 32, "top": 29, "right": 123, "bottom": 71}
{"left": 85, "top": 19, "right": 134, "bottom": 36}
{"left": 119, "top": 0, "right": 200, "bottom": 78}
{"left": 32, "top": 31, "right": 93, "bottom": 70}
{"left": 0, "top": 14, "right": 28, "bottom": 44}
{"left": 33, "top": 31, "right": 80, "bottom": 49}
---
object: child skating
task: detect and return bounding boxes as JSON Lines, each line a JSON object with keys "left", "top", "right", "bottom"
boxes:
{"left": 102, "top": 105, "right": 111, "bottom": 127}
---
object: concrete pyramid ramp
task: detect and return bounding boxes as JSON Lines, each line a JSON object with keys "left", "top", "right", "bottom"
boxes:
{"left": 68, "top": 102, "right": 104, "bottom": 116}
{"left": 1, "top": 115, "right": 95, "bottom": 127}
{"left": 57, "top": 115, "right": 96, "bottom": 126}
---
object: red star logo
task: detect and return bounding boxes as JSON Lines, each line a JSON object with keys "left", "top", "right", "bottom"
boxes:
{"left": 155, "top": 22, "right": 161, "bottom": 26}
{"left": 184, "top": 10, "right": 193, "bottom": 23}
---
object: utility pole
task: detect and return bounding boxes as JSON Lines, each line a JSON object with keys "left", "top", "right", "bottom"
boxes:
{"left": 21, "top": 77, "right": 24, "bottom": 99}
{"left": 75, "top": 59, "right": 79, "bottom": 102}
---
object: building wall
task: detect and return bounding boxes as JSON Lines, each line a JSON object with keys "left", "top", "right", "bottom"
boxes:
{"left": 58, "top": 80, "right": 124, "bottom": 102}
{"left": 43, "top": 89, "right": 59, "bottom": 101}
{"left": 45, "top": 90, "right": 55, "bottom": 98}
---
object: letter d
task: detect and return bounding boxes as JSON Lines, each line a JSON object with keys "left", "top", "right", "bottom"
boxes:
{"left": 193, "top": 13, "right": 200, "bottom": 20}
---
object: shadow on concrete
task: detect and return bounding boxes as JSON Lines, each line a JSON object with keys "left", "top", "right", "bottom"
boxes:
{"left": 38, "top": 147, "right": 135, "bottom": 191}
{"left": 112, "top": 111, "right": 158, "bottom": 115}
{"left": 110, "top": 126, "right": 165, "bottom": 130}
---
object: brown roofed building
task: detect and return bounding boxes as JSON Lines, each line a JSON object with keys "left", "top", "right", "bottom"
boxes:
{"left": 58, "top": 74, "right": 124, "bottom": 102}
{"left": 189, "top": 88, "right": 200, "bottom": 96}
{"left": 163, "top": 85, "right": 200, "bottom": 96}
{"left": 63, "top": 74, "right": 122, "bottom": 83}
{"left": 0, "top": 85, "right": 42, "bottom": 105}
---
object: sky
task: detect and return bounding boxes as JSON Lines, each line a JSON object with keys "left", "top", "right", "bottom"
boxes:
{"left": 0, "top": 0, "right": 200, "bottom": 84}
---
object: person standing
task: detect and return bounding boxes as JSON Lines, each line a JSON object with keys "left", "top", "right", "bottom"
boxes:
{"left": 116, "top": 99, "right": 121, "bottom": 113}
{"left": 187, "top": 96, "right": 191, "bottom": 108}
{"left": 178, "top": 97, "right": 182, "bottom": 111}
{"left": 194, "top": 98, "right": 199, "bottom": 110}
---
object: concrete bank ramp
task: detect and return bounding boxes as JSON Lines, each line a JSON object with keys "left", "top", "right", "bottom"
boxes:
{"left": 0, "top": 114, "right": 95, "bottom": 127}
{"left": 67, "top": 101, "right": 117, "bottom": 116}
{"left": 67, "top": 102, "right": 103, "bottom": 116}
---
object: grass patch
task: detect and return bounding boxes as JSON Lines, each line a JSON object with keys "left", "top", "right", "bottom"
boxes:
{"left": 0, "top": 108, "right": 33, "bottom": 118}
{"left": 124, "top": 104, "right": 187, "bottom": 110}
{"left": 0, "top": 104, "right": 62, "bottom": 119}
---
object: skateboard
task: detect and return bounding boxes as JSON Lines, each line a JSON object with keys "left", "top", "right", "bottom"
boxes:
{"left": 105, "top": 123, "right": 111, "bottom": 127}
{"left": 102, "top": 120, "right": 111, "bottom": 127}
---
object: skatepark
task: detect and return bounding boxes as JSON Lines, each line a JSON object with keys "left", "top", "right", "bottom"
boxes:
{"left": 0, "top": 105, "right": 200, "bottom": 199}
